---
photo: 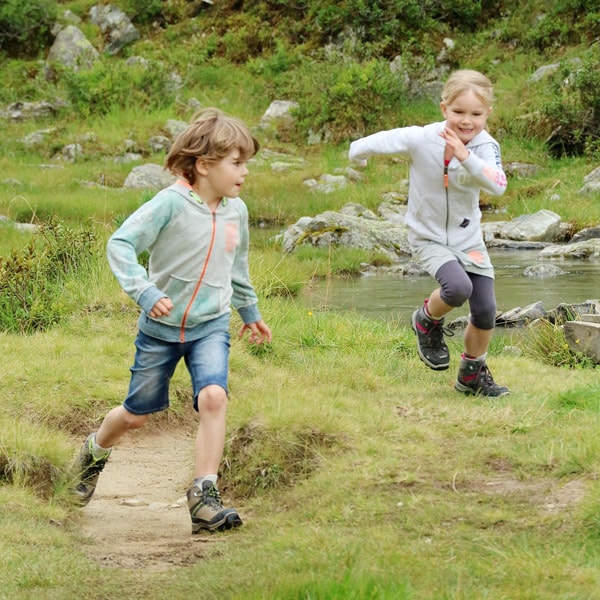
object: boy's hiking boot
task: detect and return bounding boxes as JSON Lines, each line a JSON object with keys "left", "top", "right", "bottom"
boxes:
{"left": 72, "top": 433, "right": 111, "bottom": 506}
{"left": 455, "top": 357, "right": 509, "bottom": 397}
{"left": 411, "top": 305, "right": 452, "bottom": 370}
{"left": 187, "top": 480, "right": 243, "bottom": 534}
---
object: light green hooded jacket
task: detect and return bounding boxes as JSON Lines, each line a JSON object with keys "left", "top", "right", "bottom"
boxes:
{"left": 107, "top": 181, "right": 261, "bottom": 343}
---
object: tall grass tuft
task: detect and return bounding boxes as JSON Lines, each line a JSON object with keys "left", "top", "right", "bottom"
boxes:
{"left": 0, "top": 217, "right": 97, "bottom": 333}
{"left": 518, "top": 318, "right": 597, "bottom": 368}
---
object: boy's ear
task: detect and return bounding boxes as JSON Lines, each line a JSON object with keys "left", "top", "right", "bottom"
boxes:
{"left": 195, "top": 157, "right": 209, "bottom": 176}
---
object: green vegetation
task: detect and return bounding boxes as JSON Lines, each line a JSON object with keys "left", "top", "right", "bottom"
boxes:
{"left": 2, "top": 0, "right": 600, "bottom": 597}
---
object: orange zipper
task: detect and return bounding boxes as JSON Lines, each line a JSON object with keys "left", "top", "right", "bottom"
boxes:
{"left": 443, "top": 159, "right": 450, "bottom": 188}
{"left": 179, "top": 210, "right": 217, "bottom": 342}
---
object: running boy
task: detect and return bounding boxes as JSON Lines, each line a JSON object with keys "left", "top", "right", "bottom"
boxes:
{"left": 349, "top": 69, "right": 508, "bottom": 397}
{"left": 73, "top": 108, "right": 272, "bottom": 532}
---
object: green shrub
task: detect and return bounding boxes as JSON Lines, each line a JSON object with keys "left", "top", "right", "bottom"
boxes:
{"left": 0, "top": 0, "right": 57, "bottom": 57}
{"left": 60, "top": 59, "right": 177, "bottom": 118}
{"left": 124, "top": 0, "right": 189, "bottom": 26}
{"left": 519, "top": 319, "right": 596, "bottom": 369}
{"left": 288, "top": 56, "right": 410, "bottom": 143}
{"left": 540, "top": 48, "right": 600, "bottom": 158}
{"left": 0, "top": 218, "right": 96, "bottom": 334}
{"left": 523, "top": 0, "right": 600, "bottom": 49}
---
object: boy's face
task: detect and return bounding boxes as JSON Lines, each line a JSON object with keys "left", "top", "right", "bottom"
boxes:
{"left": 196, "top": 149, "right": 249, "bottom": 201}
{"left": 440, "top": 88, "right": 491, "bottom": 144}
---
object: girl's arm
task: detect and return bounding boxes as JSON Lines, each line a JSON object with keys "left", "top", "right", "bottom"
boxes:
{"left": 441, "top": 127, "right": 507, "bottom": 196}
{"left": 461, "top": 143, "right": 507, "bottom": 196}
{"left": 349, "top": 127, "right": 417, "bottom": 165}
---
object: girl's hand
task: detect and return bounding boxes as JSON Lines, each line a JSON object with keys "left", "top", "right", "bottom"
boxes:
{"left": 239, "top": 319, "right": 272, "bottom": 344}
{"left": 439, "top": 128, "right": 469, "bottom": 162}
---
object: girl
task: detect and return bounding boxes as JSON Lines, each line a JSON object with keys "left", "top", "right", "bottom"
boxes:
{"left": 349, "top": 70, "right": 508, "bottom": 397}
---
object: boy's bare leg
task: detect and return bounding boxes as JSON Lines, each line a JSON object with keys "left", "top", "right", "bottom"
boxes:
{"left": 194, "top": 384, "right": 227, "bottom": 478}
{"left": 188, "top": 384, "right": 241, "bottom": 532}
{"left": 95, "top": 405, "right": 148, "bottom": 448}
{"left": 73, "top": 405, "right": 146, "bottom": 505}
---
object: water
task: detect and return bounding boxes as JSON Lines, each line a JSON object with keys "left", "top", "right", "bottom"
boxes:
{"left": 303, "top": 248, "right": 600, "bottom": 325}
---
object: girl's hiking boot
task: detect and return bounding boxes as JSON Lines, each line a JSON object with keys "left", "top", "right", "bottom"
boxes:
{"left": 187, "top": 480, "right": 243, "bottom": 533}
{"left": 72, "top": 433, "right": 111, "bottom": 506}
{"left": 411, "top": 305, "right": 452, "bottom": 370}
{"left": 455, "top": 357, "right": 509, "bottom": 397}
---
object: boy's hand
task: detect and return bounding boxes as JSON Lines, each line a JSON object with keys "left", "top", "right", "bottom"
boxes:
{"left": 149, "top": 297, "right": 174, "bottom": 318}
{"left": 239, "top": 319, "right": 272, "bottom": 344}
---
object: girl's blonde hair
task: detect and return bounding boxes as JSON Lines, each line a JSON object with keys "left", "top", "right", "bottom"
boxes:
{"left": 165, "top": 108, "right": 259, "bottom": 185}
{"left": 441, "top": 69, "right": 494, "bottom": 107}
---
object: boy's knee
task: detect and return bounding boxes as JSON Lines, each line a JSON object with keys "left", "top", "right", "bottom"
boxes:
{"left": 120, "top": 408, "right": 149, "bottom": 429}
{"left": 197, "top": 385, "right": 227, "bottom": 413}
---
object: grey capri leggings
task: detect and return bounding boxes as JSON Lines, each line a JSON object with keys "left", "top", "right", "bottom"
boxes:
{"left": 435, "top": 260, "right": 497, "bottom": 330}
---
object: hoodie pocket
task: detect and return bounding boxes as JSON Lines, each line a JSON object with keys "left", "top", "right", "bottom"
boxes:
{"left": 162, "top": 274, "right": 226, "bottom": 325}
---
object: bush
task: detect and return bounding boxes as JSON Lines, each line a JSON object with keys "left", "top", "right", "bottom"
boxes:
{"left": 0, "top": 0, "right": 57, "bottom": 57}
{"left": 287, "top": 56, "right": 410, "bottom": 143}
{"left": 124, "top": 0, "right": 189, "bottom": 26}
{"left": 0, "top": 218, "right": 96, "bottom": 334}
{"left": 540, "top": 48, "right": 600, "bottom": 158}
{"left": 523, "top": 0, "right": 600, "bottom": 49}
{"left": 519, "top": 318, "right": 596, "bottom": 369}
{"left": 60, "top": 59, "right": 178, "bottom": 117}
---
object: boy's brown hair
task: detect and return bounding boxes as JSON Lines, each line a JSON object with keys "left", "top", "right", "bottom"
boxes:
{"left": 165, "top": 108, "right": 259, "bottom": 185}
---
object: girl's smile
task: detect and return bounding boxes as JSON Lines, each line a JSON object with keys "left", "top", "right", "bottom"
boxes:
{"left": 440, "top": 88, "right": 491, "bottom": 144}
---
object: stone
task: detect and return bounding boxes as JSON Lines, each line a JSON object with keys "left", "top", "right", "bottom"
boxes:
{"left": 564, "top": 321, "right": 600, "bottom": 363}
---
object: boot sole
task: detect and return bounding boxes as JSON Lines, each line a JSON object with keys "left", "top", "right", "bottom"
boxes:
{"left": 455, "top": 381, "right": 510, "bottom": 397}
{"left": 191, "top": 510, "right": 243, "bottom": 534}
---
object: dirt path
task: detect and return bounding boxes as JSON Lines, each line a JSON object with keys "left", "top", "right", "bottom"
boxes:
{"left": 78, "top": 428, "right": 223, "bottom": 571}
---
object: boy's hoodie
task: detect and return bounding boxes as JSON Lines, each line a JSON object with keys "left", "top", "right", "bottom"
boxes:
{"left": 107, "top": 181, "right": 261, "bottom": 343}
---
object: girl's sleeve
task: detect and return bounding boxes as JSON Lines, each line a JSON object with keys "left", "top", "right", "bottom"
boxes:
{"left": 106, "top": 194, "right": 175, "bottom": 312}
{"left": 461, "top": 142, "right": 507, "bottom": 196}
{"left": 349, "top": 127, "right": 417, "bottom": 165}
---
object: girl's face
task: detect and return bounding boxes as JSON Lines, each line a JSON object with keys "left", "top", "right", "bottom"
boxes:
{"left": 440, "top": 88, "right": 491, "bottom": 144}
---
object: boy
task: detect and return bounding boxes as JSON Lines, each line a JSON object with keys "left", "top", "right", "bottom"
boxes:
{"left": 73, "top": 108, "right": 272, "bottom": 533}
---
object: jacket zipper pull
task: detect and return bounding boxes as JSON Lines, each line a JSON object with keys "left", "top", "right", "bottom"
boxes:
{"left": 443, "top": 159, "right": 450, "bottom": 188}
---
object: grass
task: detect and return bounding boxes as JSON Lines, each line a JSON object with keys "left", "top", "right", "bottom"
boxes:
{"left": 3, "top": 295, "right": 600, "bottom": 597}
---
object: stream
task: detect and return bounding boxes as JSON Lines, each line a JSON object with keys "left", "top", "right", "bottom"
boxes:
{"left": 303, "top": 248, "right": 600, "bottom": 326}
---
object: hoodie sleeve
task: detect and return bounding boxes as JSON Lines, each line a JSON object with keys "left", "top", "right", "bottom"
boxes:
{"left": 106, "top": 192, "right": 179, "bottom": 313}
{"left": 461, "top": 141, "right": 507, "bottom": 196}
{"left": 349, "top": 127, "right": 419, "bottom": 165}
{"left": 230, "top": 201, "right": 261, "bottom": 324}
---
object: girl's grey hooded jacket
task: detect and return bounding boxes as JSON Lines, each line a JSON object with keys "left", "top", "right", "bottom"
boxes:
{"left": 107, "top": 181, "right": 261, "bottom": 343}
{"left": 349, "top": 121, "right": 507, "bottom": 253}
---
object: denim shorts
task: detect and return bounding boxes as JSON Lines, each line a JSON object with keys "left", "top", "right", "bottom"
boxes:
{"left": 123, "top": 330, "right": 230, "bottom": 415}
